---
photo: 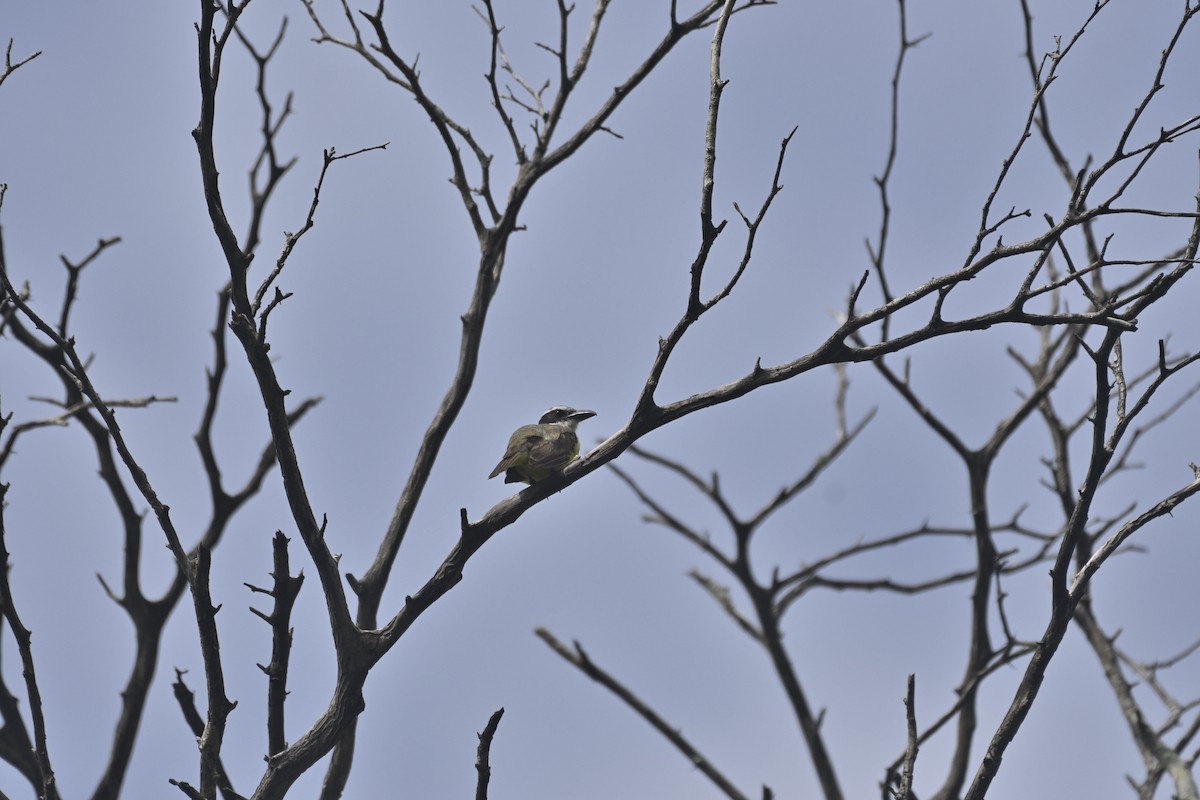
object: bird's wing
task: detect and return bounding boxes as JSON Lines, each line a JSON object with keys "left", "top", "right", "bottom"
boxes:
{"left": 488, "top": 426, "right": 541, "bottom": 478}
{"left": 487, "top": 458, "right": 512, "bottom": 479}
{"left": 525, "top": 429, "right": 578, "bottom": 472}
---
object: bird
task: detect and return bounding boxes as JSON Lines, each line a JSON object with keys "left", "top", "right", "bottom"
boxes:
{"left": 488, "top": 406, "right": 597, "bottom": 484}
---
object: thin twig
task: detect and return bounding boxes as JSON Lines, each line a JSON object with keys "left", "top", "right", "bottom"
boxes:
{"left": 536, "top": 629, "right": 752, "bottom": 800}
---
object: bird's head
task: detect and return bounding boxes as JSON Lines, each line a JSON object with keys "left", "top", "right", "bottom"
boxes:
{"left": 538, "top": 405, "right": 597, "bottom": 429}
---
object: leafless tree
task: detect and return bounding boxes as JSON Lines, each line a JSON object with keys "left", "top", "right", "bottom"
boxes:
{"left": 1, "top": 0, "right": 1199, "bottom": 798}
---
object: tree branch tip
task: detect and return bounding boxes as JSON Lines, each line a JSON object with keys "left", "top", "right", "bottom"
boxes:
{"left": 909, "top": 30, "right": 933, "bottom": 47}
{"left": 96, "top": 572, "right": 122, "bottom": 603}
{"left": 169, "top": 778, "right": 203, "bottom": 800}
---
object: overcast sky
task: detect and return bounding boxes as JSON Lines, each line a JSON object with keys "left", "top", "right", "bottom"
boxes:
{"left": 2, "top": 1, "right": 1199, "bottom": 798}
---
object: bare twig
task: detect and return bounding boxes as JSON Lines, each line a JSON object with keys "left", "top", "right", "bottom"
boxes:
{"left": 56, "top": 236, "right": 122, "bottom": 335}
{"left": 228, "top": 15, "right": 298, "bottom": 255}
{"left": 865, "top": 0, "right": 929, "bottom": 338}
{"left": 1075, "top": 606, "right": 1200, "bottom": 800}
{"left": 894, "top": 675, "right": 918, "bottom": 800}
{"left": 252, "top": 144, "right": 387, "bottom": 315}
{"left": 0, "top": 40, "right": 41, "bottom": 90}
{"left": 536, "top": 629, "right": 753, "bottom": 800}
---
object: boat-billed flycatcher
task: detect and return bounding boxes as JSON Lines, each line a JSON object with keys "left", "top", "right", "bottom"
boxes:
{"left": 488, "top": 406, "right": 597, "bottom": 484}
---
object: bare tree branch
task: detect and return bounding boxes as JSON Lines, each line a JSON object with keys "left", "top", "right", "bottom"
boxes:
{"left": 0, "top": 481, "right": 59, "bottom": 800}
{"left": 170, "top": 670, "right": 245, "bottom": 800}
{"left": 1076, "top": 606, "right": 1200, "bottom": 800}
{"left": 247, "top": 532, "right": 305, "bottom": 758}
{"left": 474, "top": 708, "right": 504, "bottom": 800}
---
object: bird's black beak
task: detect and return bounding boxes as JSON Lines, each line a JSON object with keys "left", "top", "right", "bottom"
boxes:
{"left": 569, "top": 409, "right": 597, "bottom": 422}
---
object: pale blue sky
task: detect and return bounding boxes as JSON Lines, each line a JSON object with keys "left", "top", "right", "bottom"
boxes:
{"left": 2, "top": 1, "right": 1199, "bottom": 798}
